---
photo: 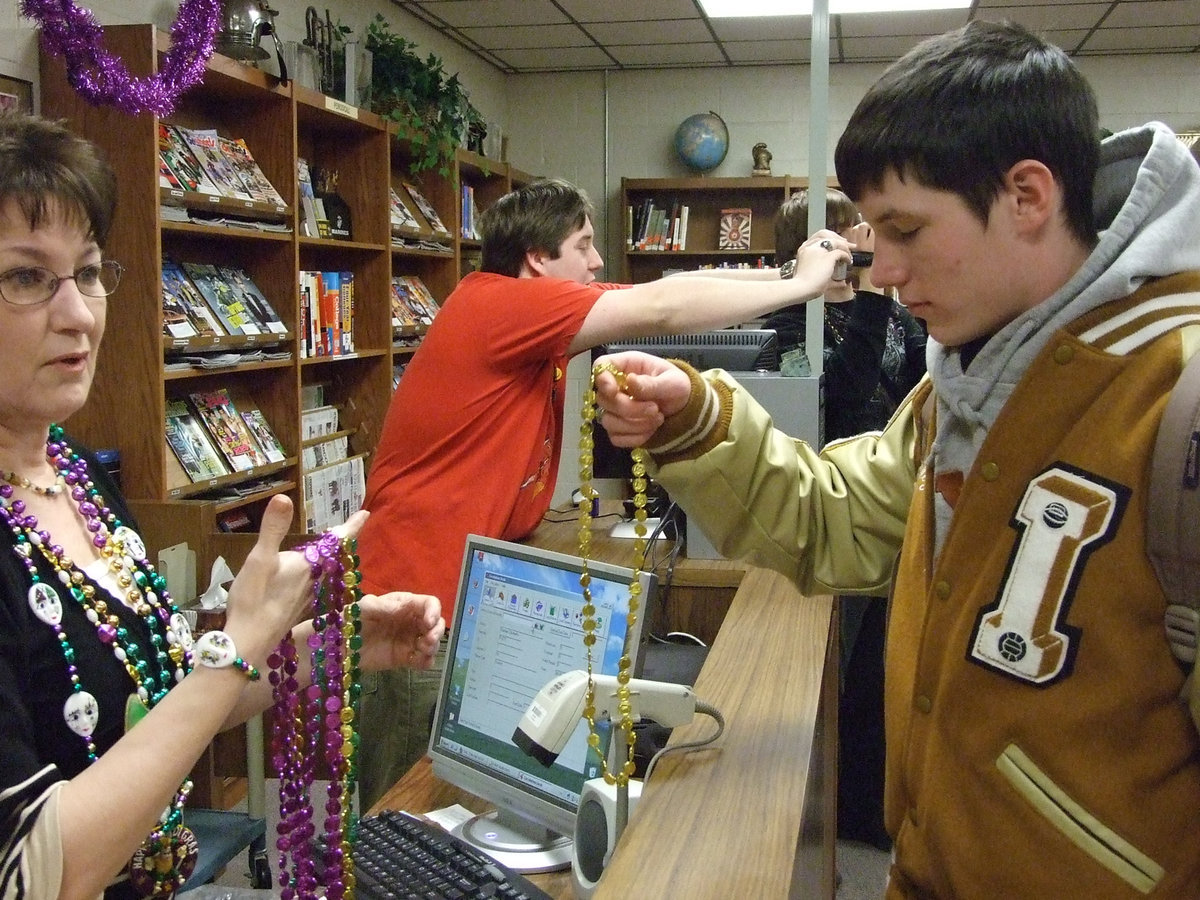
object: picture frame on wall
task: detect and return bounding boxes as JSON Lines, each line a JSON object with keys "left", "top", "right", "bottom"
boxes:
{"left": 0, "top": 75, "right": 33, "bottom": 113}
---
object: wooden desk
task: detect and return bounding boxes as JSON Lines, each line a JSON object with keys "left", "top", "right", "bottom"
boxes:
{"left": 372, "top": 566, "right": 838, "bottom": 899}
{"left": 525, "top": 507, "right": 750, "bottom": 645}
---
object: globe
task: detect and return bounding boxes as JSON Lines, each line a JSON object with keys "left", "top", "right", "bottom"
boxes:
{"left": 674, "top": 111, "right": 729, "bottom": 173}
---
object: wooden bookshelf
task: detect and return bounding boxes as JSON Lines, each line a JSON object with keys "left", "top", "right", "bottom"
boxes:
{"left": 621, "top": 176, "right": 840, "bottom": 283}
{"left": 40, "top": 25, "right": 528, "bottom": 578}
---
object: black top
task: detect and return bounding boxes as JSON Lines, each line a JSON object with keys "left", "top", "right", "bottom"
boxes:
{"left": 764, "top": 291, "right": 928, "bottom": 441}
{"left": 0, "top": 439, "right": 164, "bottom": 900}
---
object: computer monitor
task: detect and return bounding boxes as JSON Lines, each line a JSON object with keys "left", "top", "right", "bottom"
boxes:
{"left": 589, "top": 330, "right": 778, "bottom": 483}
{"left": 602, "top": 327, "right": 779, "bottom": 373}
{"left": 427, "top": 535, "right": 654, "bottom": 873}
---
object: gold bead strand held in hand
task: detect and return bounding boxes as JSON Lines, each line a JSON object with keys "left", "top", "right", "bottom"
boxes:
{"left": 578, "top": 362, "right": 648, "bottom": 787}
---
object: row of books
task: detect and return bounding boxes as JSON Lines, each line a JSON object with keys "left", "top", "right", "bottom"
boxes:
{"left": 161, "top": 258, "right": 287, "bottom": 340}
{"left": 300, "top": 270, "right": 355, "bottom": 359}
{"left": 164, "top": 388, "right": 287, "bottom": 484}
{"left": 390, "top": 274, "right": 441, "bottom": 329}
{"left": 389, "top": 183, "right": 451, "bottom": 240}
{"left": 627, "top": 199, "right": 690, "bottom": 251}
{"left": 158, "top": 123, "right": 286, "bottom": 209}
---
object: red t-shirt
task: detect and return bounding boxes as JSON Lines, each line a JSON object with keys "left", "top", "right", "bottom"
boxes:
{"left": 357, "top": 272, "right": 620, "bottom": 619}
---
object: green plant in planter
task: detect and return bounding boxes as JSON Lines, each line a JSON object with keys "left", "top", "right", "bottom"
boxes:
{"left": 364, "top": 14, "right": 483, "bottom": 176}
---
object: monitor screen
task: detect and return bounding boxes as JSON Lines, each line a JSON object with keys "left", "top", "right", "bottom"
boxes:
{"left": 427, "top": 535, "right": 654, "bottom": 872}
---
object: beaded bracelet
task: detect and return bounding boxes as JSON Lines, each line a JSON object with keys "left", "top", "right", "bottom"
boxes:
{"left": 191, "top": 630, "right": 261, "bottom": 681}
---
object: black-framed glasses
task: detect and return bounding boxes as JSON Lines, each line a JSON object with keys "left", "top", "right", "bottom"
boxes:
{"left": 0, "top": 260, "right": 123, "bottom": 306}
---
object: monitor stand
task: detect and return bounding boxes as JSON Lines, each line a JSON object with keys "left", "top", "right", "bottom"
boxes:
{"left": 452, "top": 809, "right": 573, "bottom": 873}
{"left": 608, "top": 517, "right": 661, "bottom": 539}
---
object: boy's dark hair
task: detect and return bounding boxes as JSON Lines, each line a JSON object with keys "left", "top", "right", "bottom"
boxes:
{"left": 479, "top": 178, "right": 594, "bottom": 277}
{"left": 834, "top": 19, "right": 1099, "bottom": 247}
{"left": 0, "top": 112, "right": 117, "bottom": 246}
{"left": 774, "top": 188, "right": 859, "bottom": 266}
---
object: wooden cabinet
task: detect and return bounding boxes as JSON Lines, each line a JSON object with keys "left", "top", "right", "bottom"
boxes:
{"left": 39, "top": 25, "right": 529, "bottom": 582}
{"left": 622, "top": 175, "right": 839, "bottom": 283}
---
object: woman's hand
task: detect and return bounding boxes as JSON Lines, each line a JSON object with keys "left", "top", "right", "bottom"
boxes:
{"left": 221, "top": 495, "right": 368, "bottom": 666}
{"left": 593, "top": 351, "right": 693, "bottom": 447}
{"left": 357, "top": 591, "right": 445, "bottom": 670}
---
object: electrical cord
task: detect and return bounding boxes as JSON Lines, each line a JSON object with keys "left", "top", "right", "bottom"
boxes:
{"left": 642, "top": 701, "right": 725, "bottom": 782}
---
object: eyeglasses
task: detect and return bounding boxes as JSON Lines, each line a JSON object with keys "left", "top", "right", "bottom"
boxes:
{"left": 0, "top": 260, "right": 123, "bottom": 306}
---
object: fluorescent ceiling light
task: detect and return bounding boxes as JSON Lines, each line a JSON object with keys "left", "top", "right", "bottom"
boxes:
{"left": 700, "top": 0, "right": 970, "bottom": 15}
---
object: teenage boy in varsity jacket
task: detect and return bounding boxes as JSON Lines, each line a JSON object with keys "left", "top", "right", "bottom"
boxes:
{"left": 592, "top": 20, "right": 1200, "bottom": 899}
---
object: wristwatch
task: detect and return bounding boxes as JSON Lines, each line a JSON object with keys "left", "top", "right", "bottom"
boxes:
{"left": 779, "top": 258, "right": 797, "bottom": 280}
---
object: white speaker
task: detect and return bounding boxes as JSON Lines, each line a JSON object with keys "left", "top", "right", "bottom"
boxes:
{"left": 571, "top": 777, "right": 643, "bottom": 898}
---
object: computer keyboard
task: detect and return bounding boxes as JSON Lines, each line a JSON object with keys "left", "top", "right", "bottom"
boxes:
{"left": 354, "top": 809, "right": 555, "bottom": 900}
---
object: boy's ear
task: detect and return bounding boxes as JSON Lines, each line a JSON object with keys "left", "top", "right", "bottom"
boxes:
{"left": 523, "top": 248, "right": 547, "bottom": 276}
{"left": 1004, "top": 159, "right": 1057, "bottom": 232}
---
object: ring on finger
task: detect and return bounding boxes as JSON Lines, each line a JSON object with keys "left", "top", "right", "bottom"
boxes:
{"left": 595, "top": 406, "right": 605, "bottom": 423}
{"left": 819, "top": 239, "right": 834, "bottom": 251}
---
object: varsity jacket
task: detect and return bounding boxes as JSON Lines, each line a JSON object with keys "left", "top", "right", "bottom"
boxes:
{"left": 644, "top": 123, "right": 1200, "bottom": 898}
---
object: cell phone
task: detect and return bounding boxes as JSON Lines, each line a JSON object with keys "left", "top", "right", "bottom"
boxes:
{"left": 835, "top": 250, "right": 874, "bottom": 282}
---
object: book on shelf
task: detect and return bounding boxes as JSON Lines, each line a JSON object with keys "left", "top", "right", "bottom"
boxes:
{"left": 388, "top": 186, "right": 422, "bottom": 234}
{"left": 718, "top": 207, "right": 753, "bottom": 250}
{"left": 218, "top": 136, "right": 287, "bottom": 208}
{"left": 164, "top": 398, "right": 230, "bottom": 482}
{"left": 188, "top": 388, "right": 268, "bottom": 472}
{"left": 297, "top": 157, "right": 322, "bottom": 238}
{"left": 181, "top": 261, "right": 261, "bottom": 336}
{"left": 161, "top": 257, "right": 225, "bottom": 339}
{"left": 215, "top": 508, "right": 255, "bottom": 533}
{"left": 303, "top": 455, "right": 366, "bottom": 533}
{"left": 389, "top": 279, "right": 419, "bottom": 328}
{"left": 176, "top": 126, "right": 256, "bottom": 203}
{"left": 301, "top": 404, "right": 340, "bottom": 441}
{"left": 460, "top": 183, "right": 479, "bottom": 240}
{"left": 302, "top": 433, "right": 349, "bottom": 469}
{"left": 240, "top": 407, "right": 286, "bottom": 463}
{"left": 391, "top": 275, "right": 440, "bottom": 325}
{"left": 404, "top": 182, "right": 450, "bottom": 236}
{"left": 214, "top": 265, "right": 288, "bottom": 335}
{"left": 158, "top": 123, "right": 223, "bottom": 197}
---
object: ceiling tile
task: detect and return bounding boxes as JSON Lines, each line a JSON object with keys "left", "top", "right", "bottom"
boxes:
{"left": 555, "top": 0, "right": 704, "bottom": 23}
{"left": 456, "top": 24, "right": 594, "bottom": 50}
{"left": 587, "top": 20, "right": 715, "bottom": 46}
{"left": 611, "top": 43, "right": 730, "bottom": 67}
{"left": 490, "top": 45, "right": 616, "bottom": 71}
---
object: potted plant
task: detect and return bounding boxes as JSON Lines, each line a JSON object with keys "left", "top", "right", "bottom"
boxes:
{"left": 363, "top": 15, "right": 483, "bottom": 176}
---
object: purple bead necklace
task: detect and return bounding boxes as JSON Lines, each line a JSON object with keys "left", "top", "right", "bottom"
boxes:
{"left": 269, "top": 530, "right": 363, "bottom": 900}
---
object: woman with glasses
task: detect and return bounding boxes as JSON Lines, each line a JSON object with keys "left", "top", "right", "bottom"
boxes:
{"left": 0, "top": 112, "right": 445, "bottom": 900}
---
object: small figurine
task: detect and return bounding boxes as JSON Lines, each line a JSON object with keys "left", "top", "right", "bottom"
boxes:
{"left": 752, "top": 142, "right": 772, "bottom": 176}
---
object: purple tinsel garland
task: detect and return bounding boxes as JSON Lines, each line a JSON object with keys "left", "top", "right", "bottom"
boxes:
{"left": 21, "top": 0, "right": 220, "bottom": 117}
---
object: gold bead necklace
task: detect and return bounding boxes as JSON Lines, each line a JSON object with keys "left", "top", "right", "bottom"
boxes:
{"left": 578, "top": 361, "right": 648, "bottom": 786}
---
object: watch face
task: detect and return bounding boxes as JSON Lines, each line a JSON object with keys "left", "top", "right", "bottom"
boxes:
{"left": 780, "top": 259, "right": 796, "bottom": 279}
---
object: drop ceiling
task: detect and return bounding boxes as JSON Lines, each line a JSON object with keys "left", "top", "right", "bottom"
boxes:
{"left": 388, "top": 0, "right": 1200, "bottom": 74}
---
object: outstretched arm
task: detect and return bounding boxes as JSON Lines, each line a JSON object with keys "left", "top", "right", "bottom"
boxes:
{"left": 568, "top": 229, "right": 851, "bottom": 355}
